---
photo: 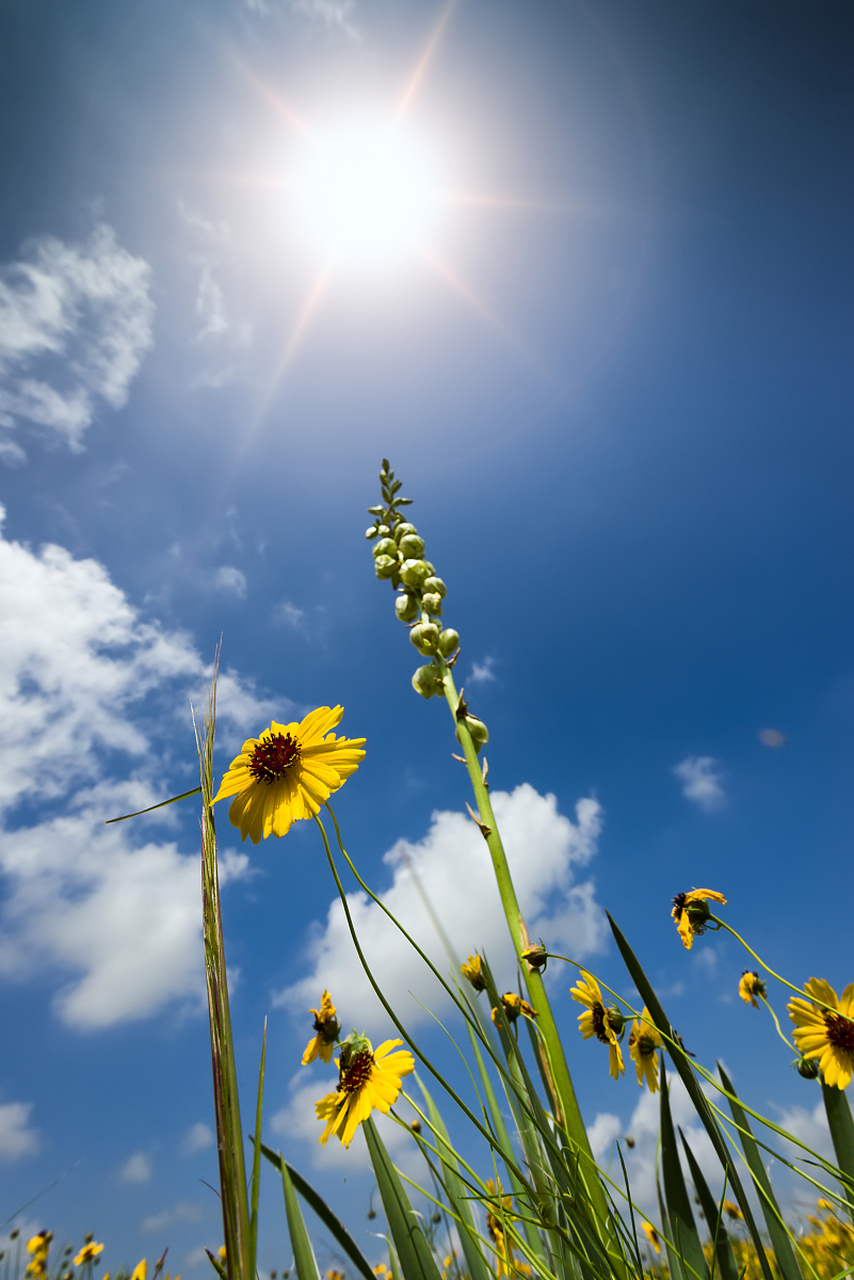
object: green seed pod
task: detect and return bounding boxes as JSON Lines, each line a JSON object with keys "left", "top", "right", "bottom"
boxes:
{"left": 410, "top": 622, "right": 440, "bottom": 655}
{"left": 365, "top": 526, "right": 379, "bottom": 540}
{"left": 398, "top": 533, "right": 425, "bottom": 558}
{"left": 400, "top": 558, "right": 431, "bottom": 588}
{"left": 438, "top": 628, "right": 460, "bottom": 656}
{"left": 455, "top": 714, "right": 488, "bottom": 753}
{"left": 394, "top": 522, "right": 418, "bottom": 542}
{"left": 395, "top": 593, "right": 419, "bottom": 622}
{"left": 411, "top": 664, "right": 442, "bottom": 698}
{"left": 796, "top": 1056, "right": 820, "bottom": 1079}
{"left": 377, "top": 524, "right": 390, "bottom": 537}
{"left": 373, "top": 537, "right": 398, "bottom": 558}
{"left": 423, "top": 561, "right": 435, "bottom": 576}
{"left": 374, "top": 555, "right": 397, "bottom": 580}
{"left": 422, "top": 592, "right": 443, "bottom": 616}
{"left": 422, "top": 576, "right": 446, "bottom": 598}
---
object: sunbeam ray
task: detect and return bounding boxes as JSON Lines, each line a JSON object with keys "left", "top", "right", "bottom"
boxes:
{"left": 397, "top": 1, "right": 455, "bottom": 116}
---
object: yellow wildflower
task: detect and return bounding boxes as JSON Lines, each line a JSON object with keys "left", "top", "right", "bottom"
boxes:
{"left": 628, "top": 1009, "right": 662, "bottom": 1092}
{"left": 302, "top": 990, "right": 340, "bottom": 1065}
{"left": 130, "top": 1262, "right": 147, "bottom": 1280}
{"left": 788, "top": 978, "right": 854, "bottom": 1089}
{"left": 641, "top": 1223, "right": 661, "bottom": 1254}
{"left": 74, "top": 1244, "right": 104, "bottom": 1267}
{"left": 213, "top": 707, "right": 366, "bottom": 843}
{"left": 373, "top": 1268, "right": 389, "bottom": 1278}
{"left": 570, "top": 972, "right": 625, "bottom": 1079}
{"left": 722, "top": 1200, "right": 742, "bottom": 1220}
{"left": 671, "top": 889, "right": 727, "bottom": 949}
{"left": 739, "top": 971, "right": 767, "bottom": 1008}
{"left": 521, "top": 943, "right": 548, "bottom": 972}
{"left": 316, "top": 1036, "right": 414, "bottom": 1148}
{"left": 461, "top": 954, "right": 486, "bottom": 992}
{"left": 491, "top": 993, "right": 537, "bottom": 1027}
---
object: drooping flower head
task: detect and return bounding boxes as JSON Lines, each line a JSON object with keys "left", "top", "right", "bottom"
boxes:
{"left": 74, "top": 1244, "right": 104, "bottom": 1267}
{"left": 571, "top": 972, "right": 625, "bottom": 1080}
{"left": 628, "top": 1009, "right": 663, "bottom": 1092}
{"left": 491, "top": 992, "right": 537, "bottom": 1027}
{"left": 25, "top": 1234, "right": 52, "bottom": 1280}
{"left": 315, "top": 1034, "right": 414, "bottom": 1148}
{"left": 302, "top": 990, "right": 340, "bottom": 1065}
{"left": 521, "top": 943, "right": 548, "bottom": 973}
{"left": 788, "top": 978, "right": 854, "bottom": 1090}
{"left": 671, "top": 889, "right": 727, "bottom": 950}
{"left": 485, "top": 1180, "right": 518, "bottom": 1279}
{"left": 461, "top": 954, "right": 486, "bottom": 992}
{"left": 213, "top": 706, "right": 366, "bottom": 844}
{"left": 641, "top": 1223, "right": 661, "bottom": 1255}
{"left": 739, "top": 971, "right": 767, "bottom": 1008}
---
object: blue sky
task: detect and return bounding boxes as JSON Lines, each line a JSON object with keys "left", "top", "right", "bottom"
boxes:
{"left": 1, "top": 0, "right": 853, "bottom": 1272}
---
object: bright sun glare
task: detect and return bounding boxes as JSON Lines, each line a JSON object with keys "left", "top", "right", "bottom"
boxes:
{"left": 290, "top": 117, "right": 441, "bottom": 269}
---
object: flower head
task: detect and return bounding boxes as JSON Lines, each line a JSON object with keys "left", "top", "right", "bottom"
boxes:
{"left": 722, "top": 1201, "right": 743, "bottom": 1221}
{"left": 485, "top": 1180, "right": 517, "bottom": 1278}
{"left": 302, "top": 991, "right": 340, "bottom": 1065}
{"left": 130, "top": 1262, "right": 147, "bottom": 1280}
{"left": 315, "top": 1035, "right": 414, "bottom": 1148}
{"left": 521, "top": 943, "right": 548, "bottom": 973}
{"left": 74, "top": 1244, "right": 104, "bottom": 1267}
{"left": 461, "top": 954, "right": 486, "bottom": 992}
{"left": 671, "top": 889, "right": 727, "bottom": 950}
{"left": 491, "top": 993, "right": 537, "bottom": 1027}
{"left": 739, "top": 971, "right": 767, "bottom": 1008}
{"left": 788, "top": 978, "right": 854, "bottom": 1090}
{"left": 571, "top": 972, "right": 625, "bottom": 1079}
{"left": 641, "top": 1223, "right": 661, "bottom": 1255}
{"left": 213, "top": 707, "right": 366, "bottom": 844}
{"left": 629, "top": 1009, "right": 663, "bottom": 1092}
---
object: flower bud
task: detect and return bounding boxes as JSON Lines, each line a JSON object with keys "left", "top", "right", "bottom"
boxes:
{"left": 373, "top": 537, "right": 398, "bottom": 559}
{"left": 606, "top": 1007, "right": 626, "bottom": 1038}
{"left": 365, "top": 526, "right": 379, "bottom": 540}
{"left": 438, "top": 628, "right": 460, "bottom": 656}
{"left": 522, "top": 943, "right": 548, "bottom": 972}
{"left": 411, "top": 664, "right": 442, "bottom": 697}
{"left": 455, "top": 714, "right": 488, "bottom": 752}
{"left": 394, "top": 522, "right": 418, "bottom": 542}
{"left": 400, "top": 558, "right": 431, "bottom": 588}
{"left": 395, "top": 594, "right": 420, "bottom": 623}
{"left": 410, "top": 622, "right": 440, "bottom": 655}
{"left": 422, "top": 576, "right": 446, "bottom": 598}
{"left": 398, "top": 533, "right": 425, "bottom": 559}
{"left": 378, "top": 525, "right": 390, "bottom": 537}
{"left": 796, "top": 1056, "right": 820, "bottom": 1079}
{"left": 367, "top": 505, "right": 384, "bottom": 516}
{"left": 374, "top": 555, "right": 397, "bottom": 580}
{"left": 422, "top": 592, "right": 443, "bottom": 616}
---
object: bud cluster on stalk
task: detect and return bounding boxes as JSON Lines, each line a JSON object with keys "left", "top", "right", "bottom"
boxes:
{"left": 365, "top": 459, "right": 461, "bottom": 700}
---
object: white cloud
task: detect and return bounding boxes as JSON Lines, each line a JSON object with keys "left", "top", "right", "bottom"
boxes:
{"left": 214, "top": 566, "right": 247, "bottom": 598}
{"left": 140, "top": 1201, "right": 204, "bottom": 1233}
{"left": 195, "top": 266, "right": 229, "bottom": 341}
{"left": 243, "top": 0, "right": 359, "bottom": 37}
{"left": 0, "top": 1102, "right": 39, "bottom": 1161}
{"left": 673, "top": 756, "right": 726, "bottom": 812}
{"left": 0, "top": 224, "right": 154, "bottom": 454}
{"left": 276, "top": 786, "right": 605, "bottom": 1036}
{"left": 182, "top": 1122, "right": 215, "bottom": 1154}
{"left": 120, "top": 1151, "right": 153, "bottom": 1183}
{"left": 468, "top": 657, "right": 497, "bottom": 685}
{"left": 272, "top": 599, "right": 306, "bottom": 629}
{"left": 0, "top": 508, "right": 274, "bottom": 1026}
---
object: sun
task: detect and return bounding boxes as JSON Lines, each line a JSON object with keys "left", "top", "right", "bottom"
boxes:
{"left": 289, "top": 115, "right": 442, "bottom": 270}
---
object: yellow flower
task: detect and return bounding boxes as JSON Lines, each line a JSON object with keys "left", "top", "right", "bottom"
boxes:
{"left": 788, "top": 978, "right": 854, "bottom": 1089}
{"left": 485, "top": 1180, "right": 516, "bottom": 1278}
{"left": 130, "top": 1262, "right": 147, "bottom": 1280}
{"left": 74, "top": 1244, "right": 104, "bottom": 1267}
{"left": 628, "top": 1009, "right": 662, "bottom": 1092}
{"left": 213, "top": 707, "right": 366, "bottom": 844}
{"left": 327, "top": 1272, "right": 345, "bottom": 1280}
{"left": 373, "top": 1267, "right": 389, "bottom": 1278}
{"left": 302, "top": 991, "right": 340, "bottom": 1065}
{"left": 641, "top": 1223, "right": 661, "bottom": 1254}
{"left": 521, "top": 943, "right": 548, "bottom": 972}
{"left": 491, "top": 993, "right": 537, "bottom": 1027}
{"left": 461, "top": 954, "right": 486, "bottom": 992}
{"left": 739, "top": 971, "right": 767, "bottom": 1008}
{"left": 722, "top": 1201, "right": 742, "bottom": 1221}
{"left": 671, "top": 889, "right": 727, "bottom": 949}
{"left": 315, "top": 1036, "right": 414, "bottom": 1148}
{"left": 570, "top": 972, "right": 625, "bottom": 1079}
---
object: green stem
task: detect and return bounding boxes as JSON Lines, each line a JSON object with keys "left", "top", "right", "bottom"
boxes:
{"left": 715, "top": 920, "right": 854, "bottom": 1020}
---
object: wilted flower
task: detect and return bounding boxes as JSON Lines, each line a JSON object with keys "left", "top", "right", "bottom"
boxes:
{"left": 739, "top": 971, "right": 767, "bottom": 1008}
{"left": 671, "top": 889, "right": 727, "bottom": 949}
{"left": 491, "top": 993, "right": 537, "bottom": 1026}
{"left": 302, "top": 991, "right": 340, "bottom": 1065}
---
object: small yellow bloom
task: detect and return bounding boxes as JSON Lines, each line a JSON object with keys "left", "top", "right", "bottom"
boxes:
{"left": 373, "top": 1267, "right": 388, "bottom": 1278}
{"left": 485, "top": 1180, "right": 517, "bottom": 1279}
{"left": 739, "top": 971, "right": 767, "bottom": 1008}
{"left": 671, "top": 889, "right": 727, "bottom": 950}
{"left": 131, "top": 1261, "right": 147, "bottom": 1280}
{"left": 74, "top": 1244, "right": 104, "bottom": 1267}
{"left": 491, "top": 993, "right": 537, "bottom": 1027}
{"left": 327, "top": 1271, "right": 345, "bottom": 1280}
{"left": 213, "top": 707, "right": 366, "bottom": 844}
{"left": 722, "top": 1201, "right": 742, "bottom": 1221}
{"left": 628, "top": 1009, "right": 662, "bottom": 1092}
{"left": 641, "top": 1223, "right": 661, "bottom": 1254}
{"left": 302, "top": 990, "right": 340, "bottom": 1065}
{"left": 461, "top": 955, "right": 485, "bottom": 992}
{"left": 316, "top": 1037, "right": 414, "bottom": 1149}
{"left": 570, "top": 972, "right": 625, "bottom": 1079}
{"left": 788, "top": 978, "right": 854, "bottom": 1090}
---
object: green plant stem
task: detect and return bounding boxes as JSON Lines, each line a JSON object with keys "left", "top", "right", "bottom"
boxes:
{"left": 715, "top": 920, "right": 854, "bottom": 1020}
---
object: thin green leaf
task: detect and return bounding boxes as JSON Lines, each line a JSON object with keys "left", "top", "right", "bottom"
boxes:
{"left": 363, "top": 1116, "right": 443, "bottom": 1280}
{"left": 679, "top": 1129, "right": 740, "bottom": 1280}
{"left": 248, "top": 1022, "right": 266, "bottom": 1280}
{"left": 718, "top": 1064, "right": 804, "bottom": 1280}
{"left": 659, "top": 1063, "right": 709, "bottom": 1280}
{"left": 280, "top": 1160, "right": 322, "bottom": 1280}
{"left": 822, "top": 1081, "right": 854, "bottom": 1220}
{"left": 658, "top": 1175, "right": 684, "bottom": 1280}
{"left": 259, "top": 1143, "right": 375, "bottom": 1280}
{"left": 104, "top": 787, "right": 201, "bottom": 823}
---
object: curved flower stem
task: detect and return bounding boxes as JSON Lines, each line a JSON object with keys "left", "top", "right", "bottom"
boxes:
{"left": 713, "top": 919, "right": 854, "bottom": 1020}
{"left": 437, "top": 662, "right": 619, "bottom": 1253}
{"left": 761, "top": 998, "right": 795, "bottom": 1052}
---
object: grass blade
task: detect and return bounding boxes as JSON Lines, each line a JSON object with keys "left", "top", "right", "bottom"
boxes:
{"left": 364, "top": 1116, "right": 443, "bottom": 1280}
{"left": 280, "top": 1160, "right": 322, "bottom": 1280}
{"left": 659, "top": 1063, "right": 709, "bottom": 1280}
{"left": 679, "top": 1129, "right": 740, "bottom": 1280}
{"left": 822, "top": 1081, "right": 854, "bottom": 1220}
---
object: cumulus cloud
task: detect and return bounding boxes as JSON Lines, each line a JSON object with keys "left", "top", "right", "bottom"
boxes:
{"left": 140, "top": 1201, "right": 205, "bottom": 1233}
{"left": 214, "top": 566, "right": 248, "bottom": 598}
{"left": 120, "top": 1151, "right": 153, "bottom": 1184}
{"left": 0, "top": 508, "right": 274, "bottom": 1026}
{"left": 182, "top": 1122, "right": 215, "bottom": 1154}
{"left": 0, "top": 1102, "right": 39, "bottom": 1161}
{"left": 272, "top": 599, "right": 306, "bottom": 629}
{"left": 276, "top": 786, "right": 605, "bottom": 1035}
{"left": 0, "top": 224, "right": 154, "bottom": 455}
{"left": 469, "top": 656, "right": 497, "bottom": 684}
{"left": 673, "top": 756, "right": 726, "bottom": 812}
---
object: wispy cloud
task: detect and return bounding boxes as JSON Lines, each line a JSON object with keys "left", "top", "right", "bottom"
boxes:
{"left": 0, "top": 1102, "right": 39, "bottom": 1161}
{"left": 468, "top": 656, "right": 497, "bottom": 684}
{"left": 120, "top": 1151, "right": 153, "bottom": 1184}
{"left": 673, "top": 755, "right": 726, "bottom": 812}
{"left": 0, "top": 224, "right": 154, "bottom": 456}
{"left": 272, "top": 598, "right": 306, "bottom": 629}
{"left": 214, "top": 566, "right": 248, "bottom": 598}
{"left": 181, "top": 1122, "right": 214, "bottom": 1154}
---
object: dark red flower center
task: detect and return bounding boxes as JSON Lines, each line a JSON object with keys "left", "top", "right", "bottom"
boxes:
{"left": 825, "top": 1012, "right": 854, "bottom": 1055}
{"left": 249, "top": 732, "right": 301, "bottom": 784}
{"left": 591, "top": 1003, "right": 610, "bottom": 1044}
{"left": 339, "top": 1049, "right": 374, "bottom": 1095}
